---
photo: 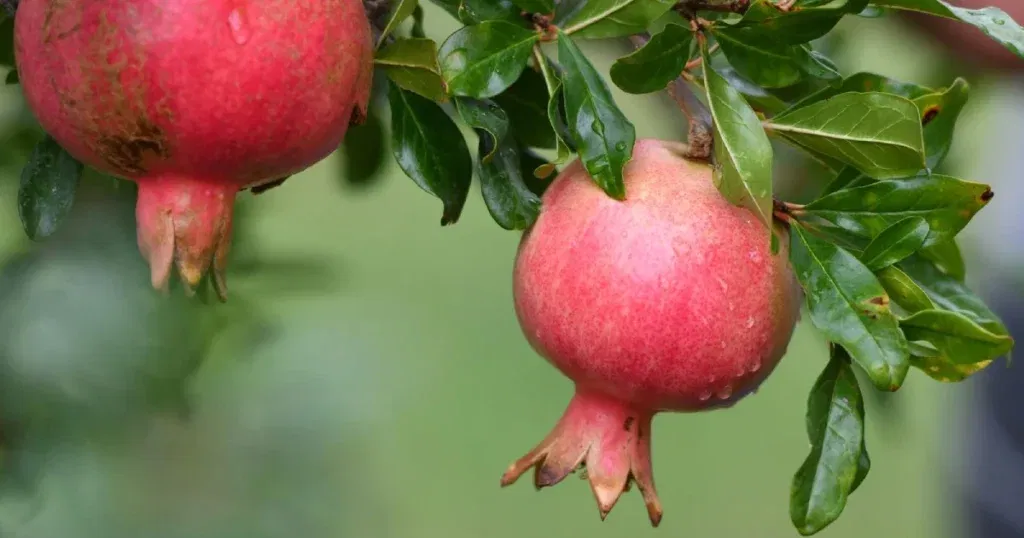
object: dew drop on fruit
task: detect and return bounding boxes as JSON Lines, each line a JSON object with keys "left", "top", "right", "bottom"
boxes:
{"left": 748, "top": 361, "right": 761, "bottom": 373}
{"left": 717, "top": 385, "right": 733, "bottom": 399}
{"left": 698, "top": 390, "right": 712, "bottom": 401}
{"left": 227, "top": 8, "right": 252, "bottom": 45}
{"left": 745, "top": 316, "right": 755, "bottom": 329}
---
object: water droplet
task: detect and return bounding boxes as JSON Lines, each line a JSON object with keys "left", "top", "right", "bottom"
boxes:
{"left": 227, "top": 8, "right": 251, "bottom": 45}
{"left": 717, "top": 385, "right": 734, "bottom": 399}
{"left": 698, "top": 390, "right": 712, "bottom": 401}
{"left": 929, "top": 365, "right": 940, "bottom": 372}
{"left": 748, "top": 361, "right": 762, "bottom": 373}
{"left": 614, "top": 141, "right": 627, "bottom": 151}
{"left": 995, "top": 17, "right": 1006, "bottom": 25}
{"left": 590, "top": 119, "right": 605, "bottom": 135}
{"left": 745, "top": 316, "right": 755, "bottom": 329}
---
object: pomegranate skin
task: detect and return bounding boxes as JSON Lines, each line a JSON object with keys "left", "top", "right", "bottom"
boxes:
{"left": 14, "top": 0, "right": 373, "bottom": 298}
{"left": 501, "top": 139, "right": 802, "bottom": 525}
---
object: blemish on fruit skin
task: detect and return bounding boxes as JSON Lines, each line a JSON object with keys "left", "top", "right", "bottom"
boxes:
{"left": 623, "top": 416, "right": 634, "bottom": 432}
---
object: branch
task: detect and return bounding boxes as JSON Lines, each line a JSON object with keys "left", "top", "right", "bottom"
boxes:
{"left": 629, "top": 33, "right": 713, "bottom": 161}
{"left": 675, "top": 0, "right": 751, "bottom": 17}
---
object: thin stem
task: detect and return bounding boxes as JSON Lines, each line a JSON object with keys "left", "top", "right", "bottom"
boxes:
{"left": 676, "top": 0, "right": 751, "bottom": 15}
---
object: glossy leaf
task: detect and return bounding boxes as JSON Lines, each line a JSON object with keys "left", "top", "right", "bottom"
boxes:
{"left": 493, "top": 68, "right": 557, "bottom": 149}
{"left": 796, "top": 174, "right": 991, "bottom": 247}
{"left": 387, "top": 82, "right": 473, "bottom": 225}
{"left": 610, "top": 23, "right": 693, "bottom": 94}
{"left": 439, "top": 21, "right": 539, "bottom": 98}
{"left": 790, "top": 346, "right": 866, "bottom": 536}
{"left": 872, "top": 0, "right": 1023, "bottom": 59}
{"left": 458, "top": 0, "right": 522, "bottom": 23}
{"left": 18, "top": 135, "right": 83, "bottom": 240}
{"left": 713, "top": 28, "right": 804, "bottom": 88}
{"left": 919, "top": 239, "right": 965, "bottom": 281}
{"left": 412, "top": 5, "right": 426, "bottom": 38}
{"left": 859, "top": 217, "right": 929, "bottom": 271}
{"left": 898, "top": 255, "right": 1007, "bottom": 335}
{"left": 340, "top": 104, "right": 388, "bottom": 188}
{"left": 702, "top": 45, "right": 773, "bottom": 230}
{"left": 902, "top": 309, "right": 1014, "bottom": 382}
{"left": 535, "top": 50, "right": 575, "bottom": 174}
{"left": 913, "top": 78, "right": 969, "bottom": 170}
{"left": 375, "top": 38, "right": 447, "bottom": 102}
{"left": 376, "top": 0, "right": 418, "bottom": 49}
{"left": 558, "top": 0, "right": 676, "bottom": 39}
{"left": 789, "top": 223, "right": 910, "bottom": 390}
{"left": 765, "top": 92, "right": 926, "bottom": 179}
{"left": 786, "top": 71, "right": 934, "bottom": 112}
{"left": 875, "top": 265, "right": 935, "bottom": 315}
{"left": 821, "top": 166, "right": 872, "bottom": 196}
{"left": 557, "top": 31, "right": 635, "bottom": 199}
{"left": 457, "top": 98, "right": 541, "bottom": 230}
{"left": 512, "top": 0, "right": 555, "bottom": 13}
{"left": 730, "top": 0, "right": 859, "bottom": 44}
{"left": 714, "top": 64, "right": 790, "bottom": 114}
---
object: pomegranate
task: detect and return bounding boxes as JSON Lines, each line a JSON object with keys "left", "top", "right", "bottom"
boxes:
{"left": 14, "top": 0, "right": 374, "bottom": 299}
{"left": 501, "top": 139, "right": 802, "bottom": 525}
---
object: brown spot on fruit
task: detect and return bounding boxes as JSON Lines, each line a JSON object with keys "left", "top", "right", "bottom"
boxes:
{"left": 97, "top": 118, "right": 169, "bottom": 175}
{"left": 623, "top": 416, "right": 634, "bottom": 432}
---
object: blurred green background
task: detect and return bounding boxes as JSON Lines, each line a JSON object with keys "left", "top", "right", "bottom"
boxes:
{"left": 0, "top": 6, "right": 1019, "bottom": 538}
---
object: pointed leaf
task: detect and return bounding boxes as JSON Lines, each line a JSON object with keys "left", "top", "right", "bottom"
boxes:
{"left": 18, "top": 135, "right": 83, "bottom": 240}
{"left": 897, "top": 254, "right": 1007, "bottom": 334}
{"left": 454, "top": 97, "right": 509, "bottom": 162}
{"left": 713, "top": 27, "right": 805, "bottom": 88}
{"left": 610, "top": 23, "right": 693, "bottom": 94}
{"left": 919, "top": 239, "right": 965, "bottom": 281}
{"left": 902, "top": 309, "right": 1014, "bottom": 381}
{"left": 913, "top": 78, "right": 969, "bottom": 170}
{"left": 859, "top": 217, "right": 929, "bottom": 271}
{"left": 439, "top": 21, "right": 539, "bottom": 99}
{"left": 703, "top": 46, "right": 773, "bottom": 230}
{"left": 557, "top": 31, "right": 635, "bottom": 199}
{"left": 730, "top": 0, "right": 860, "bottom": 44}
{"left": 797, "top": 174, "right": 992, "bottom": 247}
{"left": 766, "top": 92, "right": 926, "bottom": 179}
{"left": 789, "top": 223, "right": 910, "bottom": 390}
{"left": 790, "top": 346, "right": 867, "bottom": 536}
{"left": 875, "top": 265, "right": 934, "bottom": 315}
{"left": 786, "top": 71, "right": 935, "bottom": 112}
{"left": 387, "top": 82, "right": 473, "bottom": 224}
{"left": 493, "top": 67, "right": 557, "bottom": 149}
{"left": 375, "top": 38, "right": 447, "bottom": 102}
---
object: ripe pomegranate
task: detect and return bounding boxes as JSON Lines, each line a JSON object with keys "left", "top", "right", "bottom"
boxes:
{"left": 14, "top": 0, "right": 374, "bottom": 299}
{"left": 502, "top": 139, "right": 802, "bottom": 525}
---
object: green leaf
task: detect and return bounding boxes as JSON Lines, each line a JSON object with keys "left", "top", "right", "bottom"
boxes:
{"left": 702, "top": 45, "right": 773, "bottom": 230}
{"left": 412, "top": 5, "right": 426, "bottom": 38}
{"left": 457, "top": 98, "right": 541, "bottom": 230}
{"left": 790, "top": 346, "right": 867, "bottom": 536}
{"left": 376, "top": 0, "right": 419, "bottom": 49}
{"left": 454, "top": 96, "right": 509, "bottom": 162}
{"left": 913, "top": 78, "right": 969, "bottom": 170}
{"left": 493, "top": 67, "right": 557, "bottom": 149}
{"left": 796, "top": 174, "right": 992, "bottom": 247}
{"left": 902, "top": 309, "right": 1014, "bottom": 381}
{"left": 789, "top": 223, "right": 910, "bottom": 390}
{"left": 785, "top": 71, "right": 934, "bottom": 112}
{"left": 919, "top": 239, "right": 965, "bottom": 281}
{"left": 713, "top": 28, "right": 805, "bottom": 88}
{"left": 730, "top": 0, "right": 859, "bottom": 44}
{"left": 18, "top": 136, "right": 83, "bottom": 240}
{"left": 559, "top": 0, "right": 676, "bottom": 39}
{"left": 859, "top": 217, "right": 929, "bottom": 271}
{"left": 872, "top": 0, "right": 1023, "bottom": 59}
{"left": 610, "top": 23, "right": 693, "bottom": 94}
{"left": 438, "top": 21, "right": 539, "bottom": 99}
{"left": 512, "top": 0, "right": 555, "bottom": 13}
{"left": 557, "top": 31, "right": 635, "bottom": 199}
{"left": 458, "top": 0, "right": 523, "bottom": 23}
{"left": 897, "top": 254, "right": 1007, "bottom": 334}
{"left": 713, "top": 64, "right": 790, "bottom": 114}
{"left": 821, "top": 166, "right": 872, "bottom": 196}
{"left": 387, "top": 82, "right": 473, "bottom": 224}
{"left": 536, "top": 50, "right": 575, "bottom": 170}
{"left": 765, "top": 92, "right": 926, "bottom": 179}
{"left": 375, "top": 38, "right": 448, "bottom": 102}
{"left": 875, "top": 265, "right": 934, "bottom": 315}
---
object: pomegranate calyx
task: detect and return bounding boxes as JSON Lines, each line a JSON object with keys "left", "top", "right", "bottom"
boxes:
{"left": 500, "top": 389, "right": 663, "bottom": 526}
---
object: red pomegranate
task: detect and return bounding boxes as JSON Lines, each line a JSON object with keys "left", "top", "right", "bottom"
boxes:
{"left": 502, "top": 139, "right": 802, "bottom": 525}
{"left": 14, "top": 0, "right": 374, "bottom": 299}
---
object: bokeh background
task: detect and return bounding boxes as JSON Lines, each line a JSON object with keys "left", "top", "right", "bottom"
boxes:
{"left": 0, "top": 5, "right": 1021, "bottom": 538}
